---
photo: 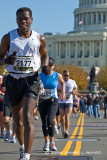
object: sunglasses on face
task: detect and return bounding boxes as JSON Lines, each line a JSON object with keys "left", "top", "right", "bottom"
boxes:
{"left": 64, "top": 75, "right": 69, "bottom": 77}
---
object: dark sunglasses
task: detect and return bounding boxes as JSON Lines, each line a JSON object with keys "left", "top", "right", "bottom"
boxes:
{"left": 64, "top": 75, "right": 69, "bottom": 77}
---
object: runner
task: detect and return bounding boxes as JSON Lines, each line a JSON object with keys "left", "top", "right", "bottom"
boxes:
{"left": 0, "top": 75, "right": 4, "bottom": 138}
{"left": 38, "top": 57, "right": 66, "bottom": 152}
{"left": 0, "top": 7, "right": 48, "bottom": 160}
{"left": 1, "top": 75, "right": 16, "bottom": 143}
{"left": 58, "top": 70, "right": 77, "bottom": 138}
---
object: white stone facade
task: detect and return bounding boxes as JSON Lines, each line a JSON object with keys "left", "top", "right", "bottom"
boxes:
{"left": 44, "top": 0, "right": 107, "bottom": 68}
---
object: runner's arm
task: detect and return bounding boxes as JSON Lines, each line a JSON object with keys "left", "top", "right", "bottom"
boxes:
{"left": 58, "top": 74, "right": 66, "bottom": 101}
{"left": 0, "top": 34, "right": 10, "bottom": 65}
{"left": 39, "top": 35, "right": 48, "bottom": 66}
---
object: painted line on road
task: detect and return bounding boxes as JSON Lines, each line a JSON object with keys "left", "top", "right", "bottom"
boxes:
{"left": 55, "top": 138, "right": 99, "bottom": 142}
{"left": 60, "top": 113, "right": 82, "bottom": 156}
{"left": 73, "top": 114, "right": 84, "bottom": 156}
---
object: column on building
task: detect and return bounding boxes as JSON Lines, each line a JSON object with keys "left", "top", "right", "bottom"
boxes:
{"left": 102, "top": 39, "right": 106, "bottom": 56}
{"left": 89, "top": 41, "right": 92, "bottom": 57}
{"left": 106, "top": 13, "right": 107, "bottom": 24}
{"left": 66, "top": 42, "right": 68, "bottom": 57}
{"left": 91, "top": 12, "right": 93, "bottom": 24}
{"left": 69, "top": 42, "right": 70, "bottom": 57}
{"left": 92, "top": 40, "right": 95, "bottom": 57}
{"left": 96, "top": 12, "right": 98, "bottom": 24}
{"left": 75, "top": 41, "right": 77, "bottom": 58}
{"left": 58, "top": 42, "right": 61, "bottom": 58}
{"left": 55, "top": 42, "right": 59, "bottom": 57}
{"left": 82, "top": 41, "right": 84, "bottom": 58}
{"left": 99, "top": 40, "right": 102, "bottom": 56}
{"left": 101, "top": 12, "right": 103, "bottom": 24}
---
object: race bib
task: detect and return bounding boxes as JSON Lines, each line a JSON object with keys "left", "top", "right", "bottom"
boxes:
{"left": 66, "top": 92, "right": 71, "bottom": 99}
{"left": 39, "top": 89, "right": 53, "bottom": 99}
{"left": 14, "top": 56, "right": 34, "bottom": 73}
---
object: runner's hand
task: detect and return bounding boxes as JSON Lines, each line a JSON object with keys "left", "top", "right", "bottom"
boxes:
{"left": 5, "top": 51, "right": 16, "bottom": 65}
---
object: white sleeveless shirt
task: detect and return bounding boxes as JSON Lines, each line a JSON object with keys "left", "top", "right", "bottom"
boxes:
{"left": 5, "top": 29, "right": 41, "bottom": 79}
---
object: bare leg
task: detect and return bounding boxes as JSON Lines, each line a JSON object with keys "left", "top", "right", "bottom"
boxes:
{"left": 3, "top": 116, "right": 10, "bottom": 131}
{"left": 65, "top": 107, "right": 72, "bottom": 133}
{"left": 59, "top": 108, "right": 65, "bottom": 130}
{"left": 22, "top": 97, "right": 37, "bottom": 154}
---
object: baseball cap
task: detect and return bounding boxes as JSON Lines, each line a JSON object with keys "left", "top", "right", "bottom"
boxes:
{"left": 0, "top": 75, "right": 3, "bottom": 78}
{"left": 49, "top": 57, "right": 55, "bottom": 66}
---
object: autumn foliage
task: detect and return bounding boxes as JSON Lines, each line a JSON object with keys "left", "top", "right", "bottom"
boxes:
{"left": 97, "top": 67, "right": 107, "bottom": 91}
{"left": 54, "top": 64, "right": 88, "bottom": 90}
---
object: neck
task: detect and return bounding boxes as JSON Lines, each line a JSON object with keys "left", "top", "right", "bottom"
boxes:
{"left": 17, "top": 29, "right": 32, "bottom": 38}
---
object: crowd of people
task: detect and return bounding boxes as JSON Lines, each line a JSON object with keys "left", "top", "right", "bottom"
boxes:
{"left": 0, "top": 6, "right": 106, "bottom": 160}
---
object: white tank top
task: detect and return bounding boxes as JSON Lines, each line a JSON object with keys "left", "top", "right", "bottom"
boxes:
{"left": 5, "top": 29, "right": 41, "bottom": 79}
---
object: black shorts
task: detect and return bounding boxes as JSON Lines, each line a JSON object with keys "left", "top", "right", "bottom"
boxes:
{"left": 3, "top": 104, "right": 10, "bottom": 117}
{"left": 0, "top": 101, "right": 3, "bottom": 112}
{"left": 6, "top": 73, "right": 40, "bottom": 107}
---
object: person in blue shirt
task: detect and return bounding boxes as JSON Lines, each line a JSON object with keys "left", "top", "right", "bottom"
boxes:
{"left": 38, "top": 57, "right": 66, "bottom": 152}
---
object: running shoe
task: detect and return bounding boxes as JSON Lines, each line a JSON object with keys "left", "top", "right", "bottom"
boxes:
{"left": 49, "top": 142, "right": 57, "bottom": 151}
{"left": 58, "top": 126, "right": 61, "bottom": 131}
{"left": 54, "top": 125, "right": 59, "bottom": 135}
{"left": 1, "top": 132, "right": 4, "bottom": 139}
{"left": 64, "top": 132, "right": 69, "bottom": 138}
{"left": 11, "top": 136, "right": 16, "bottom": 143}
{"left": 19, "top": 148, "right": 24, "bottom": 159}
{"left": 4, "top": 129, "right": 12, "bottom": 141}
{"left": 43, "top": 141, "right": 50, "bottom": 151}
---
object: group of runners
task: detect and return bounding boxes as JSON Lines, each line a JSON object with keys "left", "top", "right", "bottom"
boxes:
{"left": 0, "top": 7, "right": 77, "bottom": 160}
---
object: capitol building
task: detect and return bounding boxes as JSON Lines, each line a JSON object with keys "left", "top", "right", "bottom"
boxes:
{"left": 44, "top": 0, "right": 107, "bottom": 68}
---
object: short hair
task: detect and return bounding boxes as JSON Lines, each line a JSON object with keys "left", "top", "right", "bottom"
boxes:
{"left": 16, "top": 7, "right": 32, "bottom": 17}
{"left": 49, "top": 57, "right": 55, "bottom": 66}
{"left": 63, "top": 70, "right": 69, "bottom": 75}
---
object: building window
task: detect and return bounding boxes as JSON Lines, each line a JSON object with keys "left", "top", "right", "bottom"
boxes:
{"left": 104, "top": 0, "right": 106, "bottom": 3}
{"left": 98, "top": 13, "right": 101, "bottom": 24}
{"left": 94, "top": 50, "right": 99, "bottom": 57}
{"left": 103, "top": 13, "right": 106, "bottom": 23}
{"left": 91, "top": 0, "right": 93, "bottom": 4}
{"left": 97, "top": 42, "right": 100, "bottom": 46}
{"left": 95, "top": 0, "right": 97, "bottom": 4}
{"left": 93, "top": 14, "right": 96, "bottom": 24}
{"left": 87, "top": 0, "right": 89, "bottom": 4}
{"left": 99, "top": 0, "right": 101, "bottom": 4}
{"left": 48, "top": 44, "right": 51, "bottom": 47}
{"left": 61, "top": 51, "right": 65, "bottom": 58}
{"left": 88, "top": 14, "right": 91, "bottom": 24}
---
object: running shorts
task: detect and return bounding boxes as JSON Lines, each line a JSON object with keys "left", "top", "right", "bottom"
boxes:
{"left": 0, "top": 101, "right": 3, "bottom": 112}
{"left": 5, "top": 72, "right": 40, "bottom": 107}
{"left": 58, "top": 103, "right": 73, "bottom": 109}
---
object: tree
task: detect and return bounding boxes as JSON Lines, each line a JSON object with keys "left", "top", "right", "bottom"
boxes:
{"left": 0, "top": 65, "right": 7, "bottom": 76}
{"left": 54, "top": 64, "right": 88, "bottom": 90}
{"left": 97, "top": 67, "right": 107, "bottom": 91}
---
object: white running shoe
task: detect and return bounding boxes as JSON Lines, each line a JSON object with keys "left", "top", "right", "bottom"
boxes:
{"left": 43, "top": 141, "right": 50, "bottom": 151}
{"left": 54, "top": 125, "right": 59, "bottom": 135}
{"left": 49, "top": 142, "right": 57, "bottom": 151}
{"left": 11, "top": 136, "right": 16, "bottom": 143}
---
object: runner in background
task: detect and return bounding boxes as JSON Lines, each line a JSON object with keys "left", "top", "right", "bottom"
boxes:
{"left": 0, "top": 75, "right": 4, "bottom": 138}
{"left": 38, "top": 57, "right": 65, "bottom": 151}
{"left": 1, "top": 75, "right": 16, "bottom": 143}
{"left": 58, "top": 70, "right": 77, "bottom": 138}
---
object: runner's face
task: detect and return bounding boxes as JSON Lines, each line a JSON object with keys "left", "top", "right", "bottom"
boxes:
{"left": 63, "top": 72, "right": 70, "bottom": 81}
{"left": 16, "top": 11, "right": 33, "bottom": 32}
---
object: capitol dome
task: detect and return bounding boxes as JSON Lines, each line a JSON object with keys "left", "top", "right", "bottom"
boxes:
{"left": 74, "top": 0, "right": 107, "bottom": 32}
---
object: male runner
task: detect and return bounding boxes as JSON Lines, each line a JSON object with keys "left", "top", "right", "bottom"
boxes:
{"left": 0, "top": 7, "right": 48, "bottom": 160}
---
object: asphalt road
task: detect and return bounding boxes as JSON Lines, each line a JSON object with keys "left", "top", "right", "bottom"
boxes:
{"left": 0, "top": 111, "right": 107, "bottom": 160}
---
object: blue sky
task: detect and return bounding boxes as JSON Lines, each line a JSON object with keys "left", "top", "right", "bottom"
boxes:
{"left": 0, "top": 0, "right": 79, "bottom": 39}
